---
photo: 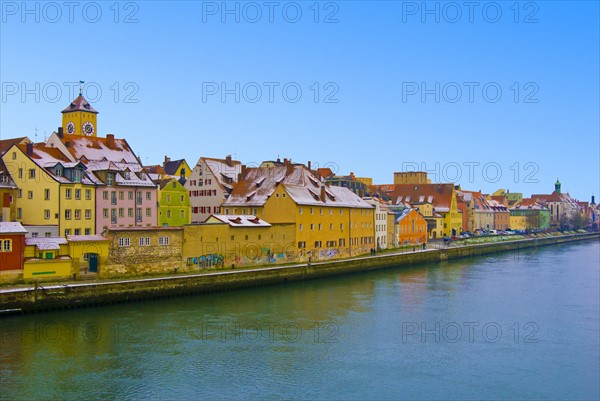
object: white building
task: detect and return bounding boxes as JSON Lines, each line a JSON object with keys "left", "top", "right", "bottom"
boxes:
{"left": 187, "top": 156, "right": 242, "bottom": 224}
{"left": 363, "top": 197, "right": 388, "bottom": 249}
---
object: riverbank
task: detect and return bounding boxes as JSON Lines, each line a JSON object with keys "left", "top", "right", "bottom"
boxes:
{"left": 1, "top": 232, "right": 598, "bottom": 314}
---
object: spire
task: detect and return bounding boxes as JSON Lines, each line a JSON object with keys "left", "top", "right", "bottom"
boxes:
{"left": 554, "top": 178, "right": 561, "bottom": 194}
{"left": 61, "top": 93, "right": 98, "bottom": 114}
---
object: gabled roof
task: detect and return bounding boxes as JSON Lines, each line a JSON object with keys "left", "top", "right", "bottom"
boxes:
{"left": 395, "top": 208, "right": 423, "bottom": 223}
{"left": 200, "top": 156, "right": 242, "bottom": 191}
{"left": 0, "top": 159, "right": 17, "bottom": 188}
{"left": 0, "top": 222, "right": 27, "bottom": 234}
{"left": 385, "top": 183, "right": 455, "bottom": 212}
{"left": 61, "top": 95, "right": 98, "bottom": 114}
{"left": 0, "top": 137, "right": 30, "bottom": 155}
{"left": 225, "top": 164, "right": 373, "bottom": 209}
{"left": 204, "top": 214, "right": 271, "bottom": 227}
{"left": 163, "top": 159, "right": 186, "bottom": 176}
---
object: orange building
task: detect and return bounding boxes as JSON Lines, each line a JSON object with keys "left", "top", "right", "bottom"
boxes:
{"left": 396, "top": 208, "right": 427, "bottom": 245}
{"left": 0, "top": 222, "right": 27, "bottom": 271}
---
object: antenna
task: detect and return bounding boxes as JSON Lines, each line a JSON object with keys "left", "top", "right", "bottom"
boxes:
{"left": 79, "top": 80, "right": 85, "bottom": 96}
{"left": 34, "top": 127, "right": 38, "bottom": 142}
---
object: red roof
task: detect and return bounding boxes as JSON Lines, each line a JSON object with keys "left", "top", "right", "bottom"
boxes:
{"left": 387, "top": 184, "right": 455, "bottom": 211}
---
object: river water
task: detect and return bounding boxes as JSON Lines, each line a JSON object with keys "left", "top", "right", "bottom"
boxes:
{"left": 1, "top": 240, "right": 598, "bottom": 400}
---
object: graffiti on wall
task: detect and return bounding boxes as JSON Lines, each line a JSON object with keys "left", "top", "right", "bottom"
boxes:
{"left": 187, "top": 253, "right": 224, "bottom": 268}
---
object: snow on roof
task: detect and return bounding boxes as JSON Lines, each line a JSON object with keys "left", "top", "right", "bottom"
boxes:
{"left": 202, "top": 157, "right": 242, "bottom": 188}
{"left": 25, "top": 236, "right": 68, "bottom": 250}
{"left": 0, "top": 222, "right": 27, "bottom": 234}
{"left": 225, "top": 165, "right": 373, "bottom": 209}
{"left": 205, "top": 214, "right": 271, "bottom": 227}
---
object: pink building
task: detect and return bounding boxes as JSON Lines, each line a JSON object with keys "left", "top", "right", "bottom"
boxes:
{"left": 46, "top": 132, "right": 158, "bottom": 233}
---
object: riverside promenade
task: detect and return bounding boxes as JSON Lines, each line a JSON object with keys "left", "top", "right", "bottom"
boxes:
{"left": 1, "top": 232, "right": 598, "bottom": 314}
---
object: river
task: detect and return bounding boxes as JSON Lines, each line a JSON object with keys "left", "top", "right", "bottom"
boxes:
{"left": 1, "top": 240, "right": 598, "bottom": 400}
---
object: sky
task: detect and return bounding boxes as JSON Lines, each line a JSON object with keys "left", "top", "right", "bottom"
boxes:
{"left": 1, "top": 1, "right": 598, "bottom": 201}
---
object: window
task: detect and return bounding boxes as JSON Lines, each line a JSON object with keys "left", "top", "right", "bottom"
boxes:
{"left": 65, "top": 209, "right": 71, "bottom": 219}
{"left": 180, "top": 195, "right": 184, "bottom": 202}
{"left": 1, "top": 239, "right": 12, "bottom": 252}
{"left": 44, "top": 209, "right": 50, "bottom": 220}
{"left": 146, "top": 192, "right": 151, "bottom": 200}
{"left": 119, "top": 208, "right": 124, "bottom": 218}
{"left": 310, "top": 208, "right": 313, "bottom": 215}
{"left": 159, "top": 236, "right": 169, "bottom": 245}
{"left": 330, "top": 223, "right": 333, "bottom": 230}
{"left": 119, "top": 191, "right": 124, "bottom": 200}
{"left": 340, "top": 223, "right": 344, "bottom": 230}
{"left": 111, "top": 209, "right": 117, "bottom": 224}
{"left": 28, "top": 191, "right": 33, "bottom": 199}
{"left": 45, "top": 232, "right": 51, "bottom": 237}
{"left": 299, "top": 207, "right": 303, "bottom": 215}
{"left": 65, "top": 189, "right": 71, "bottom": 199}
{"left": 119, "top": 237, "right": 131, "bottom": 247}
{"left": 318, "top": 223, "right": 322, "bottom": 230}
{"left": 111, "top": 191, "right": 117, "bottom": 205}
{"left": 44, "top": 189, "right": 50, "bottom": 200}
{"left": 18, "top": 168, "right": 23, "bottom": 179}
{"left": 65, "top": 229, "right": 71, "bottom": 236}
{"left": 86, "top": 189, "right": 91, "bottom": 200}
{"left": 128, "top": 191, "right": 133, "bottom": 200}
{"left": 314, "top": 241, "right": 322, "bottom": 248}
{"left": 139, "top": 237, "right": 150, "bottom": 246}
{"left": 128, "top": 208, "right": 133, "bottom": 217}
{"left": 136, "top": 208, "right": 142, "bottom": 222}
{"left": 29, "top": 169, "right": 36, "bottom": 179}
{"left": 12, "top": 152, "right": 16, "bottom": 160}
{"left": 74, "top": 229, "right": 80, "bottom": 235}
{"left": 107, "top": 173, "right": 113, "bottom": 186}
{"left": 75, "top": 189, "right": 81, "bottom": 200}
{"left": 320, "top": 208, "right": 323, "bottom": 215}
{"left": 103, "top": 191, "right": 108, "bottom": 200}
{"left": 18, "top": 189, "right": 22, "bottom": 198}
{"left": 310, "top": 224, "right": 314, "bottom": 230}
{"left": 298, "top": 241, "right": 306, "bottom": 249}
{"left": 103, "top": 209, "right": 108, "bottom": 218}
{"left": 299, "top": 224, "right": 303, "bottom": 231}
{"left": 74, "top": 209, "right": 81, "bottom": 220}
{"left": 85, "top": 209, "right": 92, "bottom": 219}
{"left": 31, "top": 232, "right": 38, "bottom": 238}
{"left": 137, "top": 192, "right": 142, "bottom": 205}
{"left": 85, "top": 228, "right": 91, "bottom": 235}
{"left": 167, "top": 210, "right": 171, "bottom": 218}
{"left": 180, "top": 209, "right": 185, "bottom": 218}
{"left": 146, "top": 208, "right": 152, "bottom": 217}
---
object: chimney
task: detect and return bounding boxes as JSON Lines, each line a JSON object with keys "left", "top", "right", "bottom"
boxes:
{"left": 57, "top": 127, "right": 64, "bottom": 138}
{"left": 240, "top": 164, "right": 247, "bottom": 179}
{"left": 320, "top": 186, "right": 326, "bottom": 202}
{"left": 592, "top": 195, "right": 596, "bottom": 205}
{"left": 286, "top": 162, "right": 294, "bottom": 176}
{"left": 226, "top": 155, "right": 233, "bottom": 167}
{"left": 164, "top": 155, "right": 170, "bottom": 166}
{"left": 26, "top": 142, "right": 33, "bottom": 156}
{"left": 276, "top": 157, "right": 281, "bottom": 163}
{"left": 106, "top": 134, "right": 115, "bottom": 149}
{"left": 283, "top": 158, "right": 289, "bottom": 165}
{"left": 308, "top": 161, "right": 311, "bottom": 170}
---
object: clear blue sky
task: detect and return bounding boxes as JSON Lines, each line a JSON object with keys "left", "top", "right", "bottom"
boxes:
{"left": 1, "top": 1, "right": 598, "bottom": 201}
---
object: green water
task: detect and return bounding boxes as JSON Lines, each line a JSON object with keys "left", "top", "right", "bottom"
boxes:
{"left": 1, "top": 240, "right": 599, "bottom": 400}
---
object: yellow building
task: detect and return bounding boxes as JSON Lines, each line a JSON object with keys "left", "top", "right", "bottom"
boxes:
{"left": 2, "top": 143, "right": 96, "bottom": 237}
{"left": 183, "top": 215, "right": 296, "bottom": 268}
{"left": 223, "top": 163, "right": 376, "bottom": 260}
{"left": 61, "top": 93, "right": 99, "bottom": 137}
{"left": 411, "top": 201, "right": 444, "bottom": 239}
{"left": 393, "top": 171, "right": 431, "bottom": 184}
{"left": 163, "top": 157, "right": 192, "bottom": 180}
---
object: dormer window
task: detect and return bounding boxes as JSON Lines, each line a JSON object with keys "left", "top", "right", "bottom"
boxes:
{"left": 107, "top": 172, "right": 114, "bottom": 185}
{"left": 72, "top": 169, "right": 83, "bottom": 183}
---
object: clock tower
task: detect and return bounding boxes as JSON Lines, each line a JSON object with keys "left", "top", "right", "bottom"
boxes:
{"left": 61, "top": 92, "right": 98, "bottom": 137}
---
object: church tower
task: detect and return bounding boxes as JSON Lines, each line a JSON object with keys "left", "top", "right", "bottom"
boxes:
{"left": 61, "top": 91, "right": 98, "bottom": 137}
{"left": 554, "top": 178, "right": 561, "bottom": 194}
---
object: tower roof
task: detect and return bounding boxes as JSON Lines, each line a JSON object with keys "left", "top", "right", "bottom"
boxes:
{"left": 61, "top": 95, "right": 98, "bottom": 114}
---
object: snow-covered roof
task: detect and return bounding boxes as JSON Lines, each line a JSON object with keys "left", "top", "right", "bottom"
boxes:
{"left": 205, "top": 214, "right": 272, "bottom": 227}
{"left": 25, "top": 237, "right": 68, "bottom": 250}
{"left": 0, "top": 222, "right": 27, "bottom": 234}
{"left": 224, "top": 164, "right": 373, "bottom": 209}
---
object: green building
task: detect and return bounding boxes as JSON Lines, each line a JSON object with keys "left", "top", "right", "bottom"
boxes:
{"left": 156, "top": 178, "right": 191, "bottom": 226}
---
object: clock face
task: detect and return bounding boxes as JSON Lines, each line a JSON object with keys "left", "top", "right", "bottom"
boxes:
{"left": 66, "top": 122, "right": 75, "bottom": 134}
{"left": 82, "top": 122, "right": 95, "bottom": 136}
